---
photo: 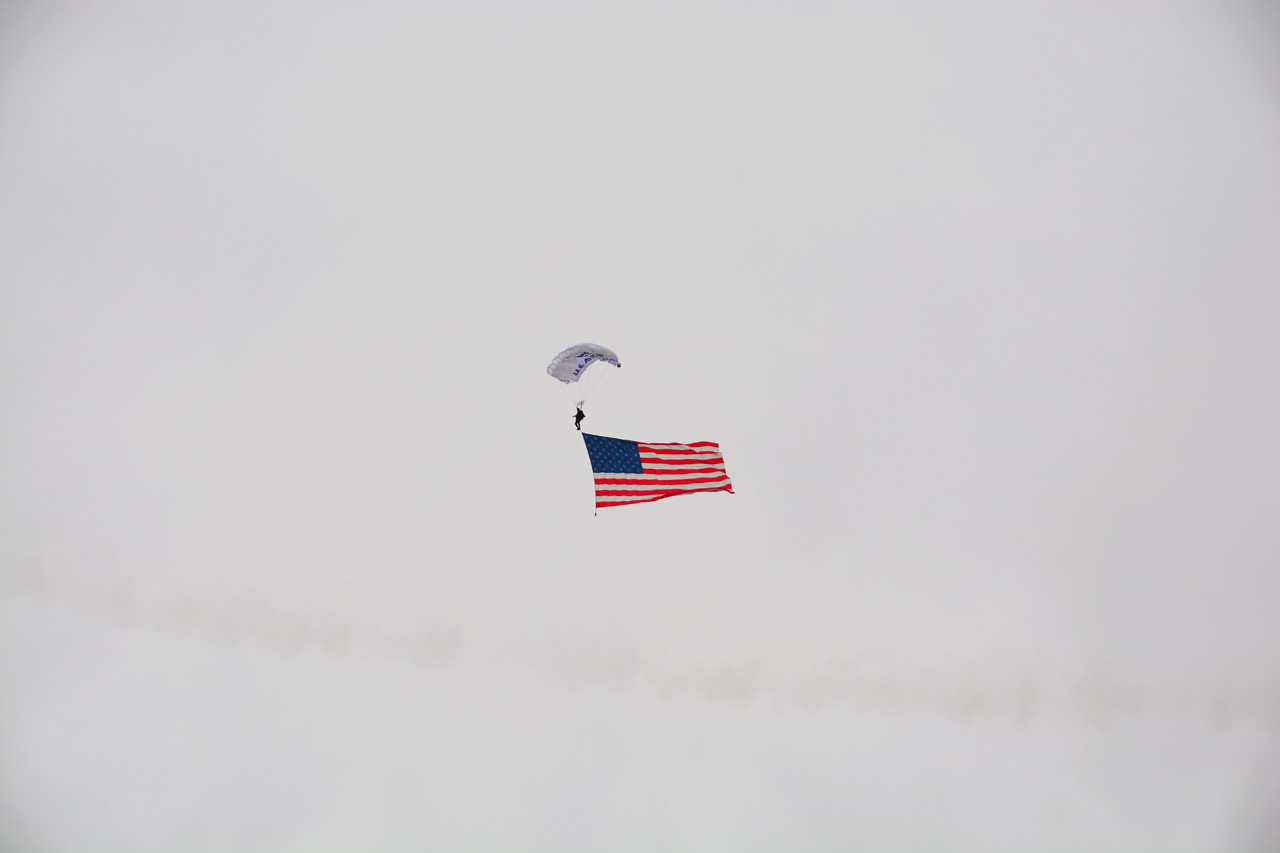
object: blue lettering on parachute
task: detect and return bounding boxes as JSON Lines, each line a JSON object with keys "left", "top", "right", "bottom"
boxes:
{"left": 572, "top": 352, "right": 597, "bottom": 377}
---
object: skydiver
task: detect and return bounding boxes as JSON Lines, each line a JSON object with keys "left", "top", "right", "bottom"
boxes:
{"left": 574, "top": 406, "right": 586, "bottom": 431}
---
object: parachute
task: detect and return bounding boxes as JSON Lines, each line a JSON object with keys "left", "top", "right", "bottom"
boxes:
{"left": 546, "top": 343, "right": 620, "bottom": 407}
{"left": 546, "top": 344, "right": 620, "bottom": 384}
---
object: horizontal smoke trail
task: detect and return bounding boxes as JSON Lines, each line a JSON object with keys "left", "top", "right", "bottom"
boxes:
{"left": 2, "top": 559, "right": 1277, "bottom": 730}
{"left": 0, "top": 559, "right": 459, "bottom": 670}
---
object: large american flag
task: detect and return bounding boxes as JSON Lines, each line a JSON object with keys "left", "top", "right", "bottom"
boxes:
{"left": 582, "top": 433, "right": 734, "bottom": 509}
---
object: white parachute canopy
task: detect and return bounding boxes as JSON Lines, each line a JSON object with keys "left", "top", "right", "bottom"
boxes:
{"left": 546, "top": 344, "right": 621, "bottom": 383}
{"left": 546, "top": 343, "right": 621, "bottom": 407}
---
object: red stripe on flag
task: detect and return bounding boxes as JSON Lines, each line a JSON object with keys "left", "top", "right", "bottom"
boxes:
{"left": 595, "top": 475, "right": 731, "bottom": 486}
{"left": 639, "top": 457, "right": 725, "bottom": 467}
{"left": 600, "top": 482, "right": 732, "bottom": 496}
{"left": 597, "top": 485, "right": 733, "bottom": 507}
{"left": 639, "top": 442, "right": 720, "bottom": 449}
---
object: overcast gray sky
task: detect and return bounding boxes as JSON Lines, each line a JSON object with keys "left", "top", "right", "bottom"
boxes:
{"left": 2, "top": 1, "right": 1279, "bottom": 850}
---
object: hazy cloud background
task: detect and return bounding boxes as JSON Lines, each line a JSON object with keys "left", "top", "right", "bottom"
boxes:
{"left": 2, "top": 1, "right": 1279, "bottom": 850}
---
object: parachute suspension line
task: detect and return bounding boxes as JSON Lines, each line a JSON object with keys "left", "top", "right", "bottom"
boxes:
{"left": 580, "top": 361, "right": 608, "bottom": 406}
{"left": 559, "top": 382, "right": 580, "bottom": 422}
{"left": 568, "top": 361, "right": 612, "bottom": 418}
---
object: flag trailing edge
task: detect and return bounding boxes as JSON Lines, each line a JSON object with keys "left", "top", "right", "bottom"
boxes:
{"left": 581, "top": 433, "right": 734, "bottom": 509}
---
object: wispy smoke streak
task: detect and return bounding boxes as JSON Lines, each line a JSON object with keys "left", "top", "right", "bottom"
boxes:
{"left": 0, "top": 559, "right": 459, "bottom": 669}
{"left": 523, "top": 644, "right": 1279, "bottom": 731}
{"left": 3, "top": 560, "right": 1277, "bottom": 729}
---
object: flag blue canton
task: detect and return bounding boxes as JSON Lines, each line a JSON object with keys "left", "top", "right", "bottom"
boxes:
{"left": 582, "top": 433, "right": 644, "bottom": 474}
